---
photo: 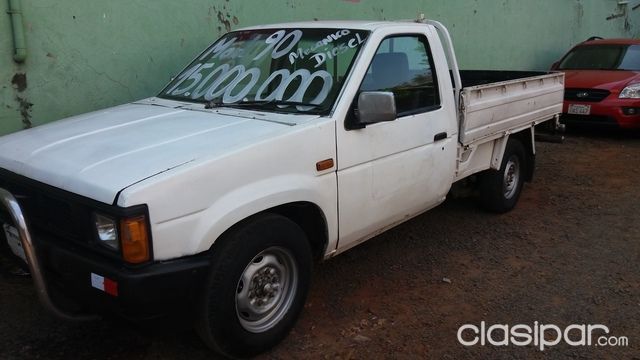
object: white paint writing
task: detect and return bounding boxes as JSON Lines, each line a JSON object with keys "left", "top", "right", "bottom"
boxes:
{"left": 165, "top": 29, "right": 366, "bottom": 111}
{"left": 168, "top": 63, "right": 333, "bottom": 109}
{"left": 309, "top": 33, "right": 366, "bottom": 68}
{"left": 288, "top": 30, "right": 364, "bottom": 67}
{"left": 199, "top": 36, "right": 238, "bottom": 61}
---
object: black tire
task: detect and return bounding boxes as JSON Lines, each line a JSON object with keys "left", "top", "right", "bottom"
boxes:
{"left": 196, "top": 213, "right": 312, "bottom": 359}
{"left": 478, "top": 139, "right": 526, "bottom": 213}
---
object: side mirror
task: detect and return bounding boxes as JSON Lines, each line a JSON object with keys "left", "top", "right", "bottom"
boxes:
{"left": 550, "top": 61, "right": 560, "bottom": 71}
{"left": 355, "top": 91, "right": 397, "bottom": 126}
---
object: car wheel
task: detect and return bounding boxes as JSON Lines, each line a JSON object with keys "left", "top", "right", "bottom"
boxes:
{"left": 479, "top": 139, "right": 526, "bottom": 213}
{"left": 196, "top": 213, "right": 312, "bottom": 358}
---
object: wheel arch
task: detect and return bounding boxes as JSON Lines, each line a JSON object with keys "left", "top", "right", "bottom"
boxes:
{"left": 510, "top": 127, "right": 536, "bottom": 182}
{"left": 209, "top": 201, "right": 330, "bottom": 263}
{"left": 148, "top": 174, "right": 338, "bottom": 262}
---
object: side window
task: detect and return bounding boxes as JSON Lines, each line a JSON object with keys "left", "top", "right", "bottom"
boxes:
{"left": 360, "top": 35, "right": 440, "bottom": 116}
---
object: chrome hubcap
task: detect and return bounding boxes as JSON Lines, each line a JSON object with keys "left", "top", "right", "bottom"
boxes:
{"left": 503, "top": 155, "right": 520, "bottom": 199}
{"left": 236, "top": 246, "right": 297, "bottom": 333}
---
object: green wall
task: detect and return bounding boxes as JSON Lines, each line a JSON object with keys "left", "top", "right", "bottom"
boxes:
{"left": 1, "top": 0, "right": 638, "bottom": 135}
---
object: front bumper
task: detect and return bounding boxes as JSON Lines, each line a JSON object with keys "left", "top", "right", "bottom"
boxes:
{"left": 41, "top": 237, "right": 210, "bottom": 323}
{"left": 0, "top": 187, "right": 210, "bottom": 324}
{"left": 562, "top": 98, "right": 640, "bottom": 129}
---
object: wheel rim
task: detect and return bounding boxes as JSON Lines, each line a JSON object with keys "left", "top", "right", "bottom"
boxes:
{"left": 235, "top": 246, "right": 298, "bottom": 333}
{"left": 503, "top": 155, "right": 520, "bottom": 200}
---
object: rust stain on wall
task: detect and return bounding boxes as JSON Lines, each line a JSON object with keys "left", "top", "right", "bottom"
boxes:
{"left": 217, "top": 10, "right": 231, "bottom": 32}
{"left": 11, "top": 73, "right": 32, "bottom": 128}
{"left": 11, "top": 73, "right": 27, "bottom": 92}
{"left": 574, "top": 1, "right": 584, "bottom": 27}
{"left": 209, "top": 3, "right": 236, "bottom": 33}
{"left": 605, "top": 3, "right": 632, "bottom": 31}
{"left": 606, "top": 13, "right": 625, "bottom": 20}
{"left": 16, "top": 97, "right": 33, "bottom": 129}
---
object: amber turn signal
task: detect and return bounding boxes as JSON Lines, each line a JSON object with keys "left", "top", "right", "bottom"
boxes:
{"left": 316, "top": 158, "right": 334, "bottom": 172}
{"left": 120, "top": 216, "right": 150, "bottom": 264}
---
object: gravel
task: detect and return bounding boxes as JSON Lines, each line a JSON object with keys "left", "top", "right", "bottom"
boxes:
{"left": 1, "top": 131, "right": 638, "bottom": 359}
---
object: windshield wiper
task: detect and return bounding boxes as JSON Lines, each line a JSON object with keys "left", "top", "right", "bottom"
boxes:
{"left": 205, "top": 99, "right": 323, "bottom": 110}
{"left": 204, "top": 101, "right": 226, "bottom": 109}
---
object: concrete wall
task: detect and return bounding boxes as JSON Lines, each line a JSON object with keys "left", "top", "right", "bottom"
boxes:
{"left": 1, "top": 0, "right": 638, "bottom": 135}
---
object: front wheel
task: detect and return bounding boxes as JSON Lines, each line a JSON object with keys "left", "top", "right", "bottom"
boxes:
{"left": 478, "top": 139, "right": 526, "bottom": 213}
{"left": 196, "top": 213, "right": 312, "bottom": 358}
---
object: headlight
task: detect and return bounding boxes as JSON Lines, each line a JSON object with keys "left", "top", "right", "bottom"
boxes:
{"left": 619, "top": 83, "right": 640, "bottom": 99}
{"left": 95, "top": 213, "right": 119, "bottom": 250}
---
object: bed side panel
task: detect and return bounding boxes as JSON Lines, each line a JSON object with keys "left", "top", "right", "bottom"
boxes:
{"left": 459, "top": 73, "right": 564, "bottom": 145}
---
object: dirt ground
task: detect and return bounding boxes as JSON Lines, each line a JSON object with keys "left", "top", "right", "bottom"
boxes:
{"left": 1, "top": 130, "right": 639, "bottom": 359}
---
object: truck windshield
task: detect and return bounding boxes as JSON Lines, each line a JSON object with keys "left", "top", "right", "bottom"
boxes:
{"left": 558, "top": 44, "right": 640, "bottom": 71}
{"left": 160, "top": 28, "right": 370, "bottom": 114}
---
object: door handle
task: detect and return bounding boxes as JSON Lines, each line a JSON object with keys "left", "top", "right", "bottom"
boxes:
{"left": 434, "top": 132, "right": 447, "bottom": 141}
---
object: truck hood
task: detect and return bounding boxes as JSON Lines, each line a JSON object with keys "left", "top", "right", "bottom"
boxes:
{"left": 562, "top": 69, "right": 640, "bottom": 90}
{"left": 0, "top": 100, "right": 316, "bottom": 204}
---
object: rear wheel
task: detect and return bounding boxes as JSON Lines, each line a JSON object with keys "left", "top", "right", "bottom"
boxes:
{"left": 196, "top": 213, "right": 312, "bottom": 358}
{"left": 479, "top": 139, "right": 526, "bottom": 213}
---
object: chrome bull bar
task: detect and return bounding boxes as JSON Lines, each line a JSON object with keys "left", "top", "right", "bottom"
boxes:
{"left": 0, "top": 187, "right": 97, "bottom": 320}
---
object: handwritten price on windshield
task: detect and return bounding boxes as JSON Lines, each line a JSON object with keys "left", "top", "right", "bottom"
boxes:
{"left": 166, "top": 29, "right": 364, "bottom": 110}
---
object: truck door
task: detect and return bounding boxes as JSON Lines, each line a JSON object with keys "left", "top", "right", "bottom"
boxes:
{"left": 336, "top": 32, "right": 457, "bottom": 252}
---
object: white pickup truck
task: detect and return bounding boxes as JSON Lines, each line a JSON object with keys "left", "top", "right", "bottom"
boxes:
{"left": 0, "top": 20, "right": 562, "bottom": 357}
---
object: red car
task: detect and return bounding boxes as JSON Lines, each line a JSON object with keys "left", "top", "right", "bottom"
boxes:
{"left": 552, "top": 38, "right": 640, "bottom": 129}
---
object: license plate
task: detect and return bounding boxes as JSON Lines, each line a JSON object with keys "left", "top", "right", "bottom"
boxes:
{"left": 568, "top": 104, "right": 591, "bottom": 115}
{"left": 3, "top": 223, "right": 27, "bottom": 264}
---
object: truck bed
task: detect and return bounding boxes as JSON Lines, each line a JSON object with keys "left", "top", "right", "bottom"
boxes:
{"left": 458, "top": 70, "right": 564, "bottom": 145}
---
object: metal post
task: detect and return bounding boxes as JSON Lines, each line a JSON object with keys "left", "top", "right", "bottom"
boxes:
{"left": 0, "top": 188, "right": 97, "bottom": 320}
{"left": 7, "top": 0, "right": 27, "bottom": 63}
